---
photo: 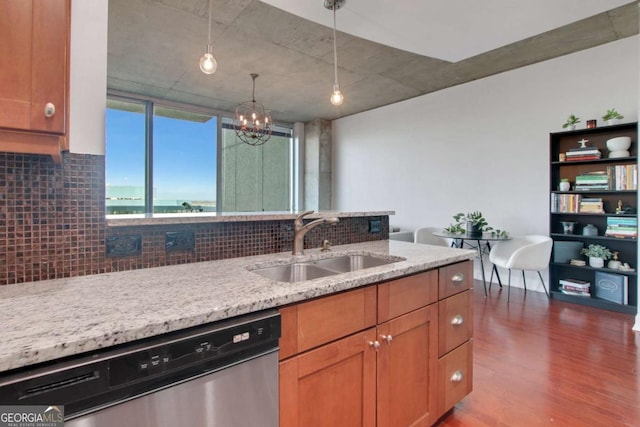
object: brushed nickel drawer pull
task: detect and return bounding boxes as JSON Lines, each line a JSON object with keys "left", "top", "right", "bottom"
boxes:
{"left": 369, "top": 340, "right": 380, "bottom": 351}
{"left": 380, "top": 334, "right": 393, "bottom": 344}
{"left": 450, "top": 370, "right": 463, "bottom": 382}
{"left": 44, "top": 102, "right": 56, "bottom": 118}
{"left": 451, "top": 273, "right": 464, "bottom": 283}
{"left": 451, "top": 315, "right": 464, "bottom": 326}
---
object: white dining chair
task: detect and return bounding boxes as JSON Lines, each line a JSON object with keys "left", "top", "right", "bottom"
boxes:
{"left": 489, "top": 235, "right": 552, "bottom": 302}
{"left": 414, "top": 227, "right": 451, "bottom": 247}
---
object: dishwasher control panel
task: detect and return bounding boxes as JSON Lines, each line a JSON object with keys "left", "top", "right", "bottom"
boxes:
{"left": 108, "top": 311, "right": 280, "bottom": 387}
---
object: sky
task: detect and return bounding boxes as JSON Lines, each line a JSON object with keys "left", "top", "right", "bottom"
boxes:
{"left": 106, "top": 108, "right": 217, "bottom": 203}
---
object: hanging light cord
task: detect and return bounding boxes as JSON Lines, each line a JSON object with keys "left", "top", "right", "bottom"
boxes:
{"left": 332, "top": 3, "right": 339, "bottom": 87}
{"left": 206, "top": 0, "right": 213, "bottom": 51}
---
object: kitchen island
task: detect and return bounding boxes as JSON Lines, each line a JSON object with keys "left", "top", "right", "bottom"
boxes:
{"left": 0, "top": 240, "right": 473, "bottom": 372}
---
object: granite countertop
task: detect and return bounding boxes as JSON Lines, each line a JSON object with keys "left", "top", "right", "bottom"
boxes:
{"left": 0, "top": 240, "right": 474, "bottom": 373}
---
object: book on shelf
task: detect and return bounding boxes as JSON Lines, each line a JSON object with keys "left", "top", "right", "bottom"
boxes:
{"left": 560, "top": 288, "right": 591, "bottom": 297}
{"left": 559, "top": 278, "right": 590, "bottom": 288}
{"left": 579, "top": 197, "right": 604, "bottom": 213}
{"left": 594, "top": 271, "right": 628, "bottom": 304}
{"left": 605, "top": 217, "right": 638, "bottom": 238}
{"left": 566, "top": 155, "right": 602, "bottom": 162}
{"left": 606, "top": 164, "right": 638, "bottom": 190}
{"left": 551, "top": 193, "right": 581, "bottom": 213}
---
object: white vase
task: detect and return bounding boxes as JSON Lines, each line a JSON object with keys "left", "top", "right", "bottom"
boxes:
{"left": 567, "top": 124, "right": 576, "bottom": 131}
{"left": 559, "top": 181, "right": 570, "bottom": 191}
{"left": 606, "top": 119, "right": 618, "bottom": 126}
{"left": 589, "top": 257, "right": 604, "bottom": 268}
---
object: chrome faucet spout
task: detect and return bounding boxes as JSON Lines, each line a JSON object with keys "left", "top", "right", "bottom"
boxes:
{"left": 292, "top": 211, "right": 340, "bottom": 255}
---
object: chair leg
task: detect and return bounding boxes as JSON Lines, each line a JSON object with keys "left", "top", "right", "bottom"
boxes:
{"left": 537, "top": 271, "right": 550, "bottom": 299}
{"left": 522, "top": 270, "right": 527, "bottom": 294}
{"left": 507, "top": 269, "right": 512, "bottom": 303}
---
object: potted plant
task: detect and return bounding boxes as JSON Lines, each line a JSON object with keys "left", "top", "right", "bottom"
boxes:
{"left": 580, "top": 244, "right": 613, "bottom": 268}
{"left": 444, "top": 211, "right": 509, "bottom": 238}
{"left": 562, "top": 114, "right": 580, "bottom": 131}
{"left": 602, "top": 108, "right": 624, "bottom": 126}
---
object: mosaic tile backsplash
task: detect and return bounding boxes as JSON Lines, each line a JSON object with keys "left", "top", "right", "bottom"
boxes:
{"left": 0, "top": 152, "right": 388, "bottom": 285}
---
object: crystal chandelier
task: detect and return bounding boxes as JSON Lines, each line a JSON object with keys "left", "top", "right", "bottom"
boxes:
{"left": 199, "top": 0, "right": 217, "bottom": 74}
{"left": 324, "top": 0, "right": 345, "bottom": 106}
{"left": 233, "top": 73, "right": 272, "bottom": 146}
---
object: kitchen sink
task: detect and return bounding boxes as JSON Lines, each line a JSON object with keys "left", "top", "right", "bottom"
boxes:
{"left": 251, "top": 262, "right": 338, "bottom": 283}
{"left": 313, "top": 254, "right": 399, "bottom": 273}
{"left": 250, "top": 253, "right": 404, "bottom": 283}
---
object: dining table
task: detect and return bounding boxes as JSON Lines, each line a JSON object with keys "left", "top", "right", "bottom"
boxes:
{"left": 432, "top": 230, "right": 512, "bottom": 296}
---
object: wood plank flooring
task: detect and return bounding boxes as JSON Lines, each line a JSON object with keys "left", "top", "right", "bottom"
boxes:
{"left": 436, "top": 281, "right": 640, "bottom": 427}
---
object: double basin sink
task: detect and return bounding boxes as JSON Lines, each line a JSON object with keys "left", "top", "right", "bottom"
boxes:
{"left": 250, "top": 253, "right": 405, "bottom": 283}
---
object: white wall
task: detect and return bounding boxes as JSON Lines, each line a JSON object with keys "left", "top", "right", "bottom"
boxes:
{"left": 69, "top": 0, "right": 108, "bottom": 154}
{"left": 333, "top": 36, "right": 639, "bottom": 293}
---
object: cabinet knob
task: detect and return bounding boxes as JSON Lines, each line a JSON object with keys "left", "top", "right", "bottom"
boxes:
{"left": 451, "top": 315, "right": 464, "bottom": 326}
{"left": 380, "top": 334, "right": 393, "bottom": 344}
{"left": 369, "top": 340, "right": 381, "bottom": 351}
{"left": 450, "top": 370, "right": 463, "bottom": 382}
{"left": 44, "top": 102, "right": 56, "bottom": 118}
{"left": 451, "top": 273, "right": 464, "bottom": 283}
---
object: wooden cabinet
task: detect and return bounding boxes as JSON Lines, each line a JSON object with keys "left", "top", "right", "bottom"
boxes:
{"left": 0, "top": 0, "right": 70, "bottom": 162}
{"left": 549, "top": 122, "right": 638, "bottom": 314}
{"left": 279, "top": 262, "right": 473, "bottom": 427}
{"left": 377, "top": 305, "right": 438, "bottom": 427}
{"left": 436, "top": 260, "right": 473, "bottom": 419}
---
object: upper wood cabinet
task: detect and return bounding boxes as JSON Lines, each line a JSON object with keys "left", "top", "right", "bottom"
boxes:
{"left": 0, "top": 0, "right": 70, "bottom": 162}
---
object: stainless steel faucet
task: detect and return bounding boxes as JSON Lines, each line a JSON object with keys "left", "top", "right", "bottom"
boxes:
{"left": 292, "top": 211, "right": 340, "bottom": 255}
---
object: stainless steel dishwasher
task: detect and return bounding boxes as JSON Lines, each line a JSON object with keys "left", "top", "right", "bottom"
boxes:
{"left": 0, "top": 309, "right": 280, "bottom": 426}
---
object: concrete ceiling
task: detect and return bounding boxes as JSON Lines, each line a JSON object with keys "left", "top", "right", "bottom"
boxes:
{"left": 107, "top": 0, "right": 638, "bottom": 124}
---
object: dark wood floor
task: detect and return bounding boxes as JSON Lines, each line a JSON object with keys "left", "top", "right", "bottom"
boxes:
{"left": 437, "top": 281, "right": 640, "bottom": 427}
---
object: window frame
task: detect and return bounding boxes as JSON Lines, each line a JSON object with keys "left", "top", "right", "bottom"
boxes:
{"left": 106, "top": 91, "right": 299, "bottom": 215}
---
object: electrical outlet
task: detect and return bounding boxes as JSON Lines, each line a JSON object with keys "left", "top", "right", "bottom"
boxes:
{"left": 369, "top": 219, "right": 382, "bottom": 234}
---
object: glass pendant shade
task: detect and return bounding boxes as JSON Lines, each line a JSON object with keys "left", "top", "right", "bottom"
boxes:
{"left": 200, "top": 0, "right": 216, "bottom": 75}
{"left": 330, "top": 84, "right": 344, "bottom": 106}
{"left": 199, "top": 49, "right": 217, "bottom": 74}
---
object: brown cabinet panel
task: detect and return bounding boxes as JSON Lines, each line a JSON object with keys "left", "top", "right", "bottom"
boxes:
{"left": 0, "top": 0, "right": 69, "bottom": 160}
{"left": 279, "top": 328, "right": 377, "bottom": 427}
{"left": 437, "top": 340, "right": 473, "bottom": 418}
{"left": 438, "top": 290, "right": 473, "bottom": 356}
{"left": 377, "top": 305, "right": 438, "bottom": 427}
{"left": 280, "top": 286, "right": 376, "bottom": 357}
{"left": 438, "top": 260, "right": 473, "bottom": 299}
{"left": 378, "top": 270, "right": 438, "bottom": 323}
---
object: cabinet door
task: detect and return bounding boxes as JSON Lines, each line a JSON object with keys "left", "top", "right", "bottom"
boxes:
{"left": 0, "top": 0, "right": 68, "bottom": 134}
{"left": 378, "top": 270, "right": 438, "bottom": 323}
{"left": 377, "top": 305, "right": 438, "bottom": 427}
{"left": 437, "top": 340, "right": 473, "bottom": 417}
{"left": 280, "top": 328, "right": 377, "bottom": 427}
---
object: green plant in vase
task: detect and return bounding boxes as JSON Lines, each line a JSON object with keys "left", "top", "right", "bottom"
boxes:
{"left": 444, "top": 211, "right": 509, "bottom": 238}
{"left": 602, "top": 108, "right": 624, "bottom": 125}
{"left": 581, "top": 244, "right": 613, "bottom": 268}
{"left": 562, "top": 114, "right": 580, "bottom": 130}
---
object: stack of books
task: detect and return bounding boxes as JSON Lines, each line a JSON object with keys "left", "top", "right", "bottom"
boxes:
{"left": 579, "top": 197, "right": 604, "bottom": 213}
{"left": 605, "top": 217, "right": 638, "bottom": 239}
{"left": 606, "top": 164, "right": 638, "bottom": 190}
{"left": 565, "top": 147, "right": 602, "bottom": 161}
{"left": 559, "top": 278, "right": 591, "bottom": 297}
{"left": 574, "top": 171, "right": 609, "bottom": 191}
{"left": 550, "top": 193, "right": 581, "bottom": 213}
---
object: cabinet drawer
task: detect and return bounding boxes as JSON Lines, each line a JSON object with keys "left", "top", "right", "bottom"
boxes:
{"left": 438, "top": 290, "right": 473, "bottom": 356}
{"left": 279, "top": 286, "right": 377, "bottom": 359}
{"left": 437, "top": 340, "right": 473, "bottom": 418}
{"left": 377, "top": 270, "right": 438, "bottom": 323}
{"left": 439, "top": 260, "right": 473, "bottom": 299}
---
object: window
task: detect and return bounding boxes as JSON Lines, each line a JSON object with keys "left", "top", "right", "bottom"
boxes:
{"left": 106, "top": 96, "right": 296, "bottom": 215}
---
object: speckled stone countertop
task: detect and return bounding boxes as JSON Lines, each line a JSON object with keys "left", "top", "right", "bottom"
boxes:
{"left": 0, "top": 240, "right": 474, "bottom": 373}
{"left": 107, "top": 210, "right": 394, "bottom": 227}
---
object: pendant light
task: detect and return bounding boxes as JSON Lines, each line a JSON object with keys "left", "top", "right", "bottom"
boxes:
{"left": 199, "top": 0, "right": 217, "bottom": 74}
{"left": 324, "top": 0, "right": 345, "bottom": 106}
{"left": 233, "top": 73, "right": 272, "bottom": 146}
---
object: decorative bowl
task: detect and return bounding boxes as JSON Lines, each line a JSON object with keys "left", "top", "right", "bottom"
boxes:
{"left": 606, "top": 136, "right": 631, "bottom": 152}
